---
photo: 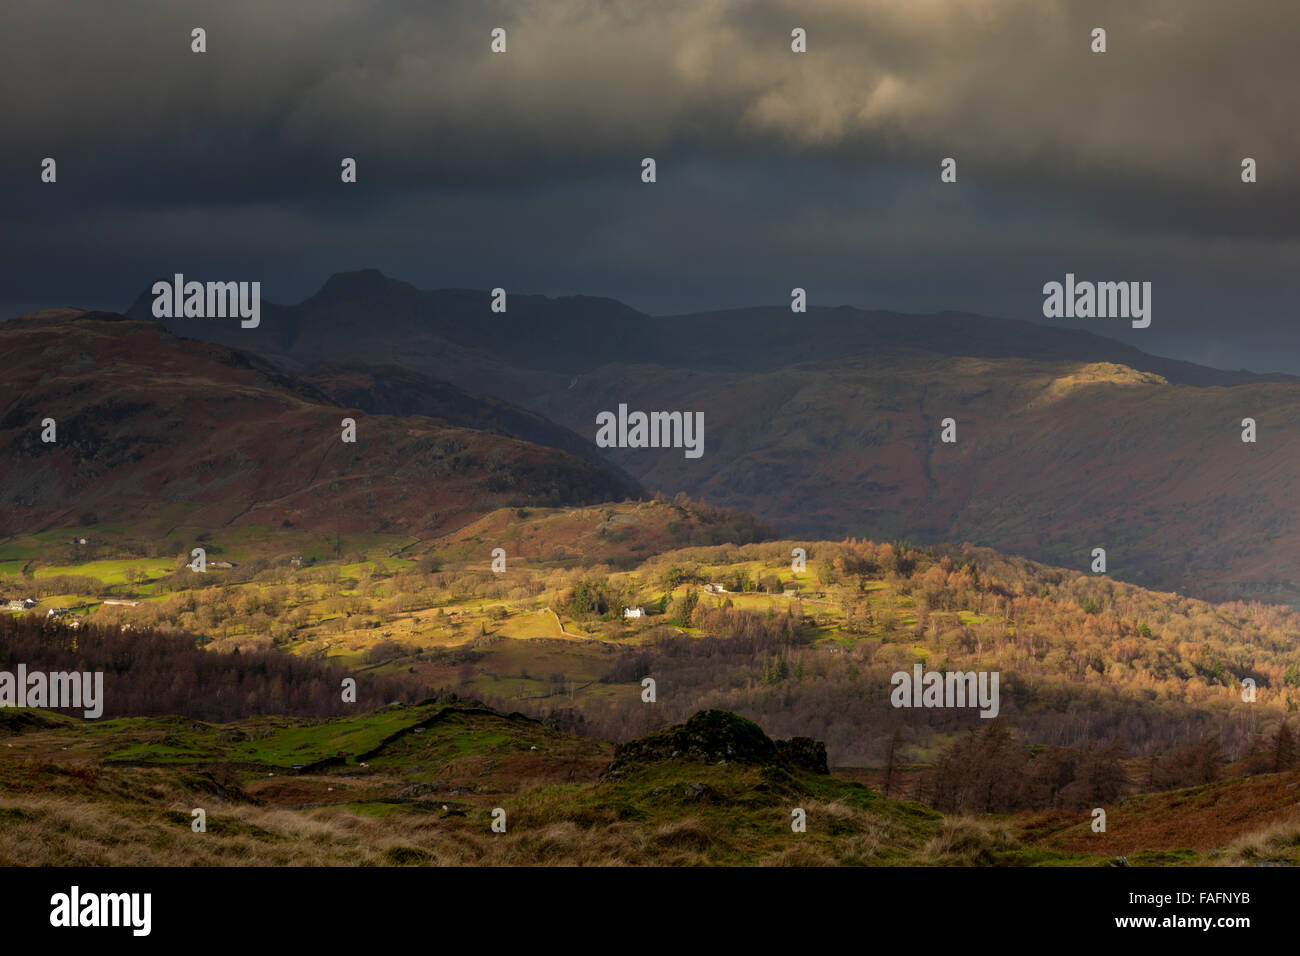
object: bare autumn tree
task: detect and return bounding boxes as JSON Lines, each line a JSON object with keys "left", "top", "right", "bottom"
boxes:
{"left": 927, "top": 723, "right": 1026, "bottom": 813}
{"left": 1057, "top": 738, "right": 1128, "bottom": 808}
{"left": 883, "top": 724, "right": 904, "bottom": 797}
{"left": 1148, "top": 734, "right": 1224, "bottom": 790}
{"left": 1273, "top": 721, "right": 1296, "bottom": 773}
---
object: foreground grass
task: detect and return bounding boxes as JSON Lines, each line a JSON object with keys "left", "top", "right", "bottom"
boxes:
{"left": 0, "top": 704, "right": 956, "bottom": 865}
{"left": 3, "top": 703, "right": 1292, "bottom": 866}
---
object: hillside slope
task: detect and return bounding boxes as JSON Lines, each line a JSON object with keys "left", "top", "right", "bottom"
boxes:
{"left": 6, "top": 698, "right": 1289, "bottom": 866}
{"left": 0, "top": 311, "right": 640, "bottom": 538}
{"left": 300, "top": 360, "right": 630, "bottom": 478}
{"left": 122, "top": 272, "right": 1300, "bottom": 605}
{"left": 0, "top": 701, "right": 1027, "bottom": 866}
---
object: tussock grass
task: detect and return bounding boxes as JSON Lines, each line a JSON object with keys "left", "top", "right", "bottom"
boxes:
{"left": 1217, "top": 818, "right": 1300, "bottom": 866}
{"left": 919, "top": 817, "right": 1023, "bottom": 866}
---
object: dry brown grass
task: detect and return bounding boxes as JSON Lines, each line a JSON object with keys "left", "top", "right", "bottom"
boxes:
{"left": 0, "top": 790, "right": 710, "bottom": 867}
{"left": 919, "top": 817, "right": 1023, "bottom": 866}
{"left": 1215, "top": 817, "right": 1300, "bottom": 866}
{"left": 0, "top": 781, "right": 940, "bottom": 867}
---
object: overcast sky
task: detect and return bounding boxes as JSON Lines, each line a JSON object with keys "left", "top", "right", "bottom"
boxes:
{"left": 3, "top": 0, "right": 1299, "bottom": 372}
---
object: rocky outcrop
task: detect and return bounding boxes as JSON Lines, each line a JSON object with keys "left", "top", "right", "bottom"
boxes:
{"left": 602, "top": 709, "right": 830, "bottom": 778}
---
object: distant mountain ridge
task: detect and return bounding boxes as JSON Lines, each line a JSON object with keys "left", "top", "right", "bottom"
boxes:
{"left": 112, "top": 272, "right": 1300, "bottom": 605}
{"left": 126, "top": 269, "right": 1294, "bottom": 387}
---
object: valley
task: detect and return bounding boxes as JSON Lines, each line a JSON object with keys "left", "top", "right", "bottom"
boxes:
{"left": 3, "top": 299, "right": 1299, "bottom": 867}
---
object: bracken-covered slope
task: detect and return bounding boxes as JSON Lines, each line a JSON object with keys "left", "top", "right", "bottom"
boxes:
{"left": 0, "top": 310, "right": 640, "bottom": 538}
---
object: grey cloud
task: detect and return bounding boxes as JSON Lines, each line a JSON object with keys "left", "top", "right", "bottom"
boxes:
{"left": 5, "top": 0, "right": 1298, "bottom": 195}
{"left": 2, "top": 0, "right": 1297, "bottom": 372}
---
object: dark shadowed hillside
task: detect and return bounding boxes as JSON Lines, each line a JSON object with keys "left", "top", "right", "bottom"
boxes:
{"left": 300, "top": 360, "right": 631, "bottom": 478}
{"left": 0, "top": 310, "right": 641, "bottom": 538}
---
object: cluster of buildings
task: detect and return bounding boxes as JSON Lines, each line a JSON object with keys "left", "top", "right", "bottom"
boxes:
{"left": 2, "top": 597, "right": 119, "bottom": 629}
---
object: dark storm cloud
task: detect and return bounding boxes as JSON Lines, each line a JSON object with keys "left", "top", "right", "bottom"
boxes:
{"left": 2, "top": 0, "right": 1299, "bottom": 370}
